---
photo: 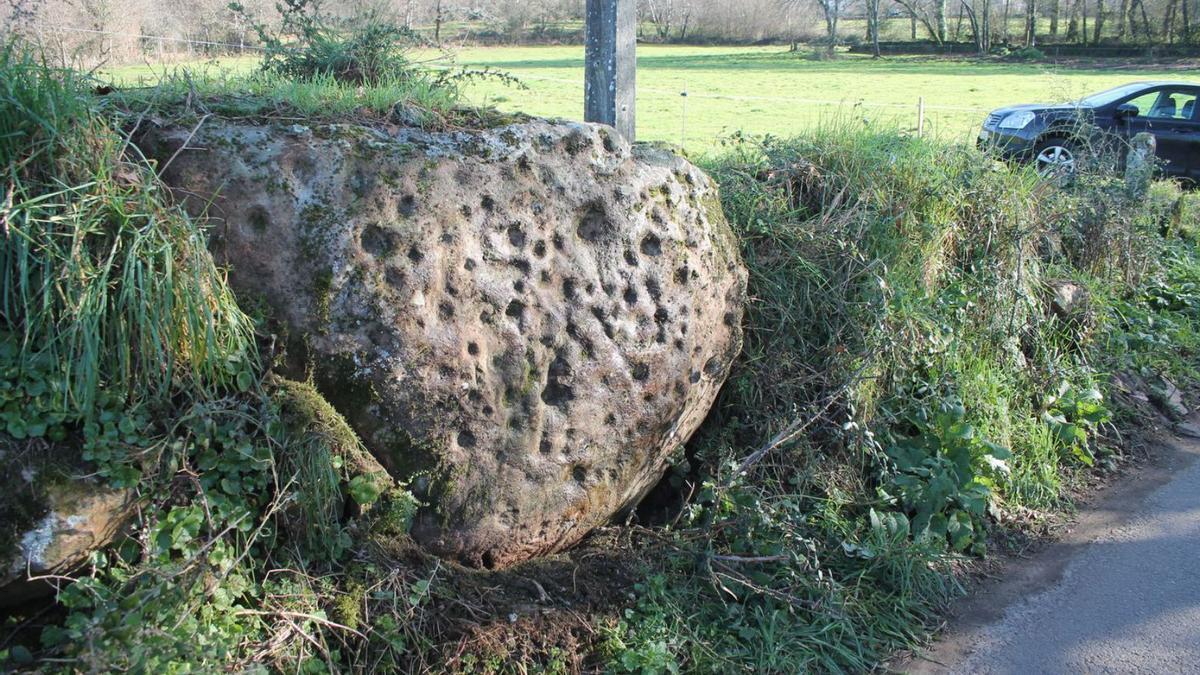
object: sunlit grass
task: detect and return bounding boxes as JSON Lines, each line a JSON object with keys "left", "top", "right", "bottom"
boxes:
{"left": 104, "top": 44, "right": 1197, "bottom": 152}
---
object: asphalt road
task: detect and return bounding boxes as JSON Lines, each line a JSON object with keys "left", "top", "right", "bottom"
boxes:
{"left": 905, "top": 431, "right": 1200, "bottom": 674}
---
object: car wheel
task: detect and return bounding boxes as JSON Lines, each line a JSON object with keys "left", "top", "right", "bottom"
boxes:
{"left": 1033, "top": 137, "right": 1080, "bottom": 179}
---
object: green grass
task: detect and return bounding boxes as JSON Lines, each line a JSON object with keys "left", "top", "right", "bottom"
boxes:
{"left": 448, "top": 45, "right": 1198, "bottom": 151}
{"left": 105, "top": 45, "right": 1200, "bottom": 152}
{"left": 0, "top": 47, "right": 257, "bottom": 415}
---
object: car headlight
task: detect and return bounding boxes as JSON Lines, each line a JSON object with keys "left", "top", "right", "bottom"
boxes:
{"left": 998, "top": 111, "right": 1037, "bottom": 130}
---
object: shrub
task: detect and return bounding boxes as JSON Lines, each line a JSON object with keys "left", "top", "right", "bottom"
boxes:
{"left": 1007, "top": 46, "right": 1047, "bottom": 61}
{"left": 230, "top": 0, "right": 426, "bottom": 85}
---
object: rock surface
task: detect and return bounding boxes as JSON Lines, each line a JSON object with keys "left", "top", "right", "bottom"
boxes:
{"left": 1047, "top": 280, "right": 1089, "bottom": 320}
{"left": 142, "top": 118, "right": 747, "bottom": 567}
{"left": 0, "top": 442, "right": 133, "bottom": 606}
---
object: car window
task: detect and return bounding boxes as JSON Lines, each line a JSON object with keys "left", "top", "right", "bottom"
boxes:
{"left": 1080, "top": 83, "right": 1160, "bottom": 107}
{"left": 1126, "top": 89, "right": 1199, "bottom": 120}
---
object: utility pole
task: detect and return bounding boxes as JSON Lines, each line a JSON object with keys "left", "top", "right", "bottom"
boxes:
{"left": 585, "top": 0, "right": 637, "bottom": 142}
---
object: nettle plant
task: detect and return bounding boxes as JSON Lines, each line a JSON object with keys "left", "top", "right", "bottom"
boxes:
{"left": 879, "top": 397, "right": 1012, "bottom": 553}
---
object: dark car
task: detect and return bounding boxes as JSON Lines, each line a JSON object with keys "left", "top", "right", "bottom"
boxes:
{"left": 978, "top": 81, "right": 1200, "bottom": 179}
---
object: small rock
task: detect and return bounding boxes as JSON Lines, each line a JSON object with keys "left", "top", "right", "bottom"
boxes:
{"left": 1, "top": 475, "right": 133, "bottom": 608}
{"left": 1048, "top": 280, "right": 1089, "bottom": 319}
{"left": 391, "top": 103, "right": 427, "bottom": 128}
{"left": 1177, "top": 421, "right": 1200, "bottom": 440}
{"left": 1155, "top": 377, "right": 1189, "bottom": 419}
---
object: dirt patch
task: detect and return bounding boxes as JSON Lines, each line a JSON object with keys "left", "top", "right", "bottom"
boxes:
{"left": 351, "top": 527, "right": 640, "bottom": 672}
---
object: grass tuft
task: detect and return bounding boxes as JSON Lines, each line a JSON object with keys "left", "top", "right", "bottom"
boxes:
{"left": 0, "top": 43, "right": 256, "bottom": 415}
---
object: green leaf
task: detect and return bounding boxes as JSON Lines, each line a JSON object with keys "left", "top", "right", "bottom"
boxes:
{"left": 236, "top": 370, "right": 254, "bottom": 392}
{"left": 10, "top": 645, "right": 33, "bottom": 664}
{"left": 348, "top": 474, "right": 383, "bottom": 506}
{"left": 946, "top": 422, "right": 976, "bottom": 441}
{"left": 983, "top": 440, "right": 1012, "bottom": 460}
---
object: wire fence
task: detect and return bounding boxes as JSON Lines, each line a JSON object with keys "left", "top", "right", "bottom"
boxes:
{"left": 33, "top": 24, "right": 266, "bottom": 52}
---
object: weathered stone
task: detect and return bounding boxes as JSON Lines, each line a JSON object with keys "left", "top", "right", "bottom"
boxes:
{"left": 1048, "top": 280, "right": 1089, "bottom": 320}
{"left": 1154, "top": 377, "right": 1190, "bottom": 419}
{"left": 142, "top": 118, "right": 747, "bottom": 568}
{"left": 1178, "top": 421, "right": 1200, "bottom": 440}
{"left": 0, "top": 442, "right": 133, "bottom": 607}
{"left": 1125, "top": 132, "right": 1156, "bottom": 199}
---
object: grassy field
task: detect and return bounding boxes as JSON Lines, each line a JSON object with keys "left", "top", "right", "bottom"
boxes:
{"left": 108, "top": 45, "right": 1198, "bottom": 152}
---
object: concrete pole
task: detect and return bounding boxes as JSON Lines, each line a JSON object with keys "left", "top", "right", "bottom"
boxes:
{"left": 585, "top": 0, "right": 637, "bottom": 142}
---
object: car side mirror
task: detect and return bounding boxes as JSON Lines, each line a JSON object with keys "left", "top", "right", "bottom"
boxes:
{"left": 1116, "top": 103, "right": 1139, "bottom": 119}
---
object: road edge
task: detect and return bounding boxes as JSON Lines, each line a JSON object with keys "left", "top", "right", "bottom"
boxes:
{"left": 892, "top": 423, "right": 1200, "bottom": 673}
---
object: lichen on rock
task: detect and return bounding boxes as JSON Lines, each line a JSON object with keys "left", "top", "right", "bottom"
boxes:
{"left": 0, "top": 439, "right": 133, "bottom": 607}
{"left": 142, "top": 117, "right": 748, "bottom": 568}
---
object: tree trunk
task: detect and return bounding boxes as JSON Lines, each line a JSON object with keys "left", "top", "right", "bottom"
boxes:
{"left": 938, "top": 0, "right": 949, "bottom": 40}
{"left": 1051, "top": 0, "right": 1060, "bottom": 33}
{"left": 1093, "top": 0, "right": 1105, "bottom": 43}
{"left": 1164, "top": 0, "right": 1178, "bottom": 41}
{"left": 1068, "top": 0, "right": 1080, "bottom": 40}
{"left": 964, "top": 0, "right": 982, "bottom": 50}
{"left": 870, "top": 0, "right": 883, "bottom": 56}
{"left": 434, "top": 0, "right": 444, "bottom": 43}
{"left": 1183, "top": 0, "right": 1192, "bottom": 43}
{"left": 983, "top": 0, "right": 993, "bottom": 51}
{"left": 1003, "top": 0, "right": 1012, "bottom": 44}
{"left": 820, "top": 0, "right": 840, "bottom": 53}
{"left": 1026, "top": 0, "right": 1038, "bottom": 44}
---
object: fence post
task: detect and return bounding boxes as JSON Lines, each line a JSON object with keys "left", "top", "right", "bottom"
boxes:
{"left": 680, "top": 83, "right": 688, "bottom": 148}
{"left": 1126, "top": 132, "right": 1156, "bottom": 199}
{"left": 584, "top": 0, "right": 637, "bottom": 142}
{"left": 917, "top": 97, "right": 925, "bottom": 137}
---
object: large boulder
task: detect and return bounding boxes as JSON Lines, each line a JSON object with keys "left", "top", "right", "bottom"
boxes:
{"left": 142, "top": 118, "right": 746, "bottom": 568}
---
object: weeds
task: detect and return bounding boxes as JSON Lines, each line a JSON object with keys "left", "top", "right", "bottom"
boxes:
{"left": 0, "top": 43, "right": 403, "bottom": 672}
{"left": 231, "top": 0, "right": 426, "bottom": 86}
{"left": 608, "top": 121, "right": 1198, "bottom": 672}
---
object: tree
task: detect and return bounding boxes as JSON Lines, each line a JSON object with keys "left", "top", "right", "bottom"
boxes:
{"left": 864, "top": 0, "right": 882, "bottom": 55}
{"left": 1025, "top": 0, "right": 1038, "bottom": 44}
{"left": 643, "top": 0, "right": 676, "bottom": 38}
{"left": 893, "top": 0, "right": 949, "bottom": 43}
{"left": 960, "top": 0, "right": 993, "bottom": 53}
